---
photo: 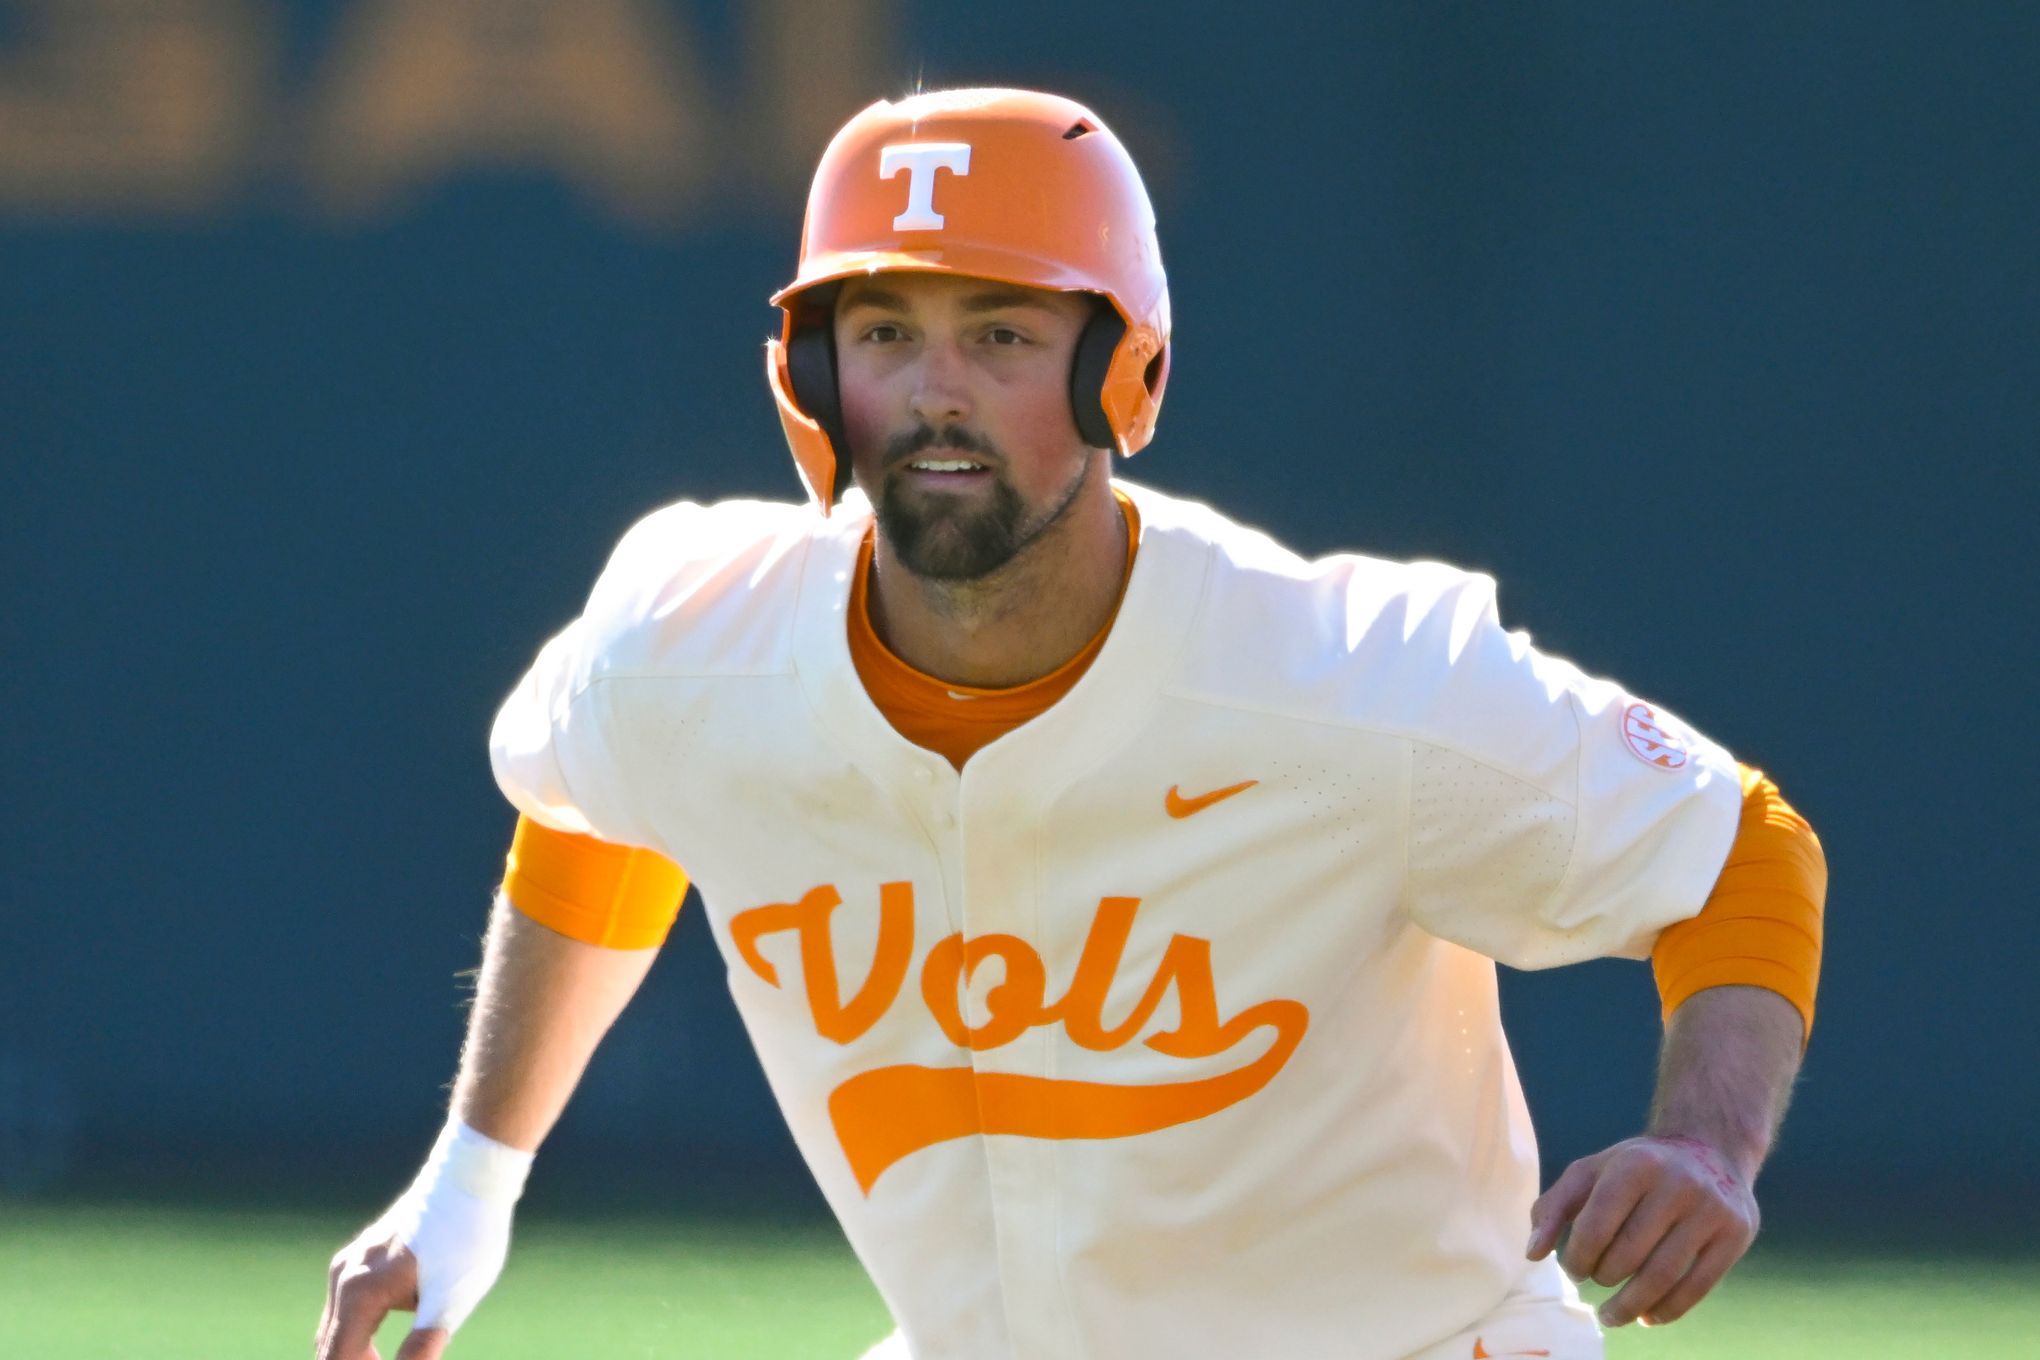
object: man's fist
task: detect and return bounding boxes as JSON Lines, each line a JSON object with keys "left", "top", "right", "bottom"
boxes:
{"left": 316, "top": 1231, "right": 452, "bottom": 1360}
{"left": 313, "top": 1119, "right": 531, "bottom": 1358}
{"left": 1525, "top": 1134, "right": 1760, "bottom": 1329}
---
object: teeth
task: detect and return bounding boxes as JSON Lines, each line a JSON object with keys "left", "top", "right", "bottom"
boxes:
{"left": 911, "top": 459, "right": 983, "bottom": 472}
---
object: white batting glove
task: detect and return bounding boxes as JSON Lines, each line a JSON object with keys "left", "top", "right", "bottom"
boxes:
{"left": 368, "top": 1118, "right": 534, "bottom": 1333}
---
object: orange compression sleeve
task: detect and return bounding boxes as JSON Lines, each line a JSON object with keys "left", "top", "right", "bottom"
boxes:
{"left": 1652, "top": 764, "right": 1827, "bottom": 1040}
{"left": 500, "top": 815, "right": 688, "bottom": 950}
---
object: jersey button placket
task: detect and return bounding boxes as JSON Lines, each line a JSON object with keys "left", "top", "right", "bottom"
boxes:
{"left": 956, "top": 768, "right": 1073, "bottom": 1360}
{"left": 914, "top": 763, "right": 956, "bottom": 828}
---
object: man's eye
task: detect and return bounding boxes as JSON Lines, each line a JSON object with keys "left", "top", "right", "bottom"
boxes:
{"left": 864, "top": 324, "right": 904, "bottom": 343}
{"left": 985, "top": 327, "right": 1027, "bottom": 345}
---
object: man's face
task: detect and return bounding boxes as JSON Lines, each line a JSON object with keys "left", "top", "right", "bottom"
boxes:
{"left": 833, "top": 272, "right": 1101, "bottom": 582}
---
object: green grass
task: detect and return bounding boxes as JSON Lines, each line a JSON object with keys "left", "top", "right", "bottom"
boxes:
{"left": 1, "top": 1200, "right": 2033, "bottom": 1358}
{"left": 0, "top": 1202, "right": 890, "bottom": 1359}
{"left": 1586, "top": 1255, "right": 2040, "bottom": 1359}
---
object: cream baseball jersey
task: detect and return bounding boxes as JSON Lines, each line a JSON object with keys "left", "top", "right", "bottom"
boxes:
{"left": 489, "top": 480, "right": 1744, "bottom": 1360}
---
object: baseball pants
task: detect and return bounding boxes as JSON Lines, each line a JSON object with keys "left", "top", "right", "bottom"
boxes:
{"left": 853, "top": 1268, "right": 1604, "bottom": 1360}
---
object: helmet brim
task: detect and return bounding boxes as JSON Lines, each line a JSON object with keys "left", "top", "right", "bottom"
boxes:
{"left": 770, "top": 244, "right": 1138, "bottom": 322}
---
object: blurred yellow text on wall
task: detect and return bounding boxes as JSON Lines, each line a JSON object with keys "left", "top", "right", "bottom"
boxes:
{"left": 0, "top": 0, "right": 895, "bottom": 224}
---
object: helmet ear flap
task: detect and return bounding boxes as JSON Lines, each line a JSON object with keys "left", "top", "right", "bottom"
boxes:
{"left": 786, "top": 326, "right": 843, "bottom": 443}
{"left": 784, "top": 311, "right": 848, "bottom": 501}
{"left": 1069, "top": 302, "right": 1126, "bottom": 450}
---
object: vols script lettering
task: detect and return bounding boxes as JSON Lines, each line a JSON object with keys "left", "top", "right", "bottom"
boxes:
{"left": 731, "top": 884, "right": 1310, "bottom": 1193}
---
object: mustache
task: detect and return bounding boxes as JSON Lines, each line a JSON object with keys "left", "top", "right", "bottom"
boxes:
{"left": 882, "top": 423, "right": 1001, "bottom": 470}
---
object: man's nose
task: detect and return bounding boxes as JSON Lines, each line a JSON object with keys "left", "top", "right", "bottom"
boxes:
{"left": 908, "top": 339, "right": 972, "bottom": 428}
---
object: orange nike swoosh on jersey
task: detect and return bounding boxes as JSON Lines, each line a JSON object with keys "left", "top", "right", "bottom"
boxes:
{"left": 1472, "top": 1341, "right": 1550, "bottom": 1359}
{"left": 1165, "top": 779, "right": 1259, "bottom": 818}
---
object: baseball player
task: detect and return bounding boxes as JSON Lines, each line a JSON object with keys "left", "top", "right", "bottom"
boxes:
{"left": 316, "top": 88, "right": 1825, "bottom": 1360}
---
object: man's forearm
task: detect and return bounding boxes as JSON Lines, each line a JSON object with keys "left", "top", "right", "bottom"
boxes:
{"left": 1646, "top": 983, "right": 1804, "bottom": 1181}
{"left": 447, "top": 893, "right": 662, "bottom": 1150}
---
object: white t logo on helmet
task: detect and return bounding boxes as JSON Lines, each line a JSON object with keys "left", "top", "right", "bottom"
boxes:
{"left": 880, "top": 143, "right": 971, "bottom": 231}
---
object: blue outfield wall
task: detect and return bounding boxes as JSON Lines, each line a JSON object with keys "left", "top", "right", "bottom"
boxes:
{"left": 2, "top": 2, "right": 2035, "bottom": 1213}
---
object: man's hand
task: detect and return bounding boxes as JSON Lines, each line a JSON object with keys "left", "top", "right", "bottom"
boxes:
{"left": 1525, "top": 1132, "right": 1758, "bottom": 1328}
{"left": 309, "top": 899, "right": 657, "bottom": 1360}
{"left": 316, "top": 1229, "right": 450, "bottom": 1360}
{"left": 1524, "top": 983, "right": 1803, "bottom": 1330}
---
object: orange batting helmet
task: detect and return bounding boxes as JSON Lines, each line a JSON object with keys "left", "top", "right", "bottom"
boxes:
{"left": 766, "top": 88, "right": 1172, "bottom": 513}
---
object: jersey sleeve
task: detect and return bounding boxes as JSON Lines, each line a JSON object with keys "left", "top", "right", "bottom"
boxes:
{"left": 490, "top": 615, "right": 605, "bottom": 836}
{"left": 488, "top": 495, "right": 811, "bottom": 847}
{"left": 1399, "top": 569, "right": 1744, "bottom": 970}
{"left": 486, "top": 501, "right": 708, "bottom": 845}
{"left": 486, "top": 511, "right": 703, "bottom": 950}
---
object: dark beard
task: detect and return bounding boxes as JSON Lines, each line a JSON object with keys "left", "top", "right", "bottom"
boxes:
{"left": 871, "top": 425, "right": 1089, "bottom": 582}
{"left": 876, "top": 475, "right": 1032, "bottom": 581}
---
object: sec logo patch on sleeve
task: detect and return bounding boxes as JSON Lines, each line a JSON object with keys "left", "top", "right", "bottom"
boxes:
{"left": 1622, "top": 702, "right": 1692, "bottom": 769}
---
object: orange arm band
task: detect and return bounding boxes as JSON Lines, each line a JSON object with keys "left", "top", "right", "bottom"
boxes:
{"left": 500, "top": 815, "right": 689, "bottom": 950}
{"left": 1652, "top": 764, "right": 1827, "bottom": 1039}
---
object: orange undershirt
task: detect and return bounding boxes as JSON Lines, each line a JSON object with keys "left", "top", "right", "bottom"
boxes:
{"left": 499, "top": 812, "right": 687, "bottom": 950}
{"left": 847, "top": 489, "right": 1141, "bottom": 769}
{"left": 499, "top": 505, "right": 1825, "bottom": 1038}
{"left": 1652, "top": 764, "right": 1826, "bottom": 1038}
